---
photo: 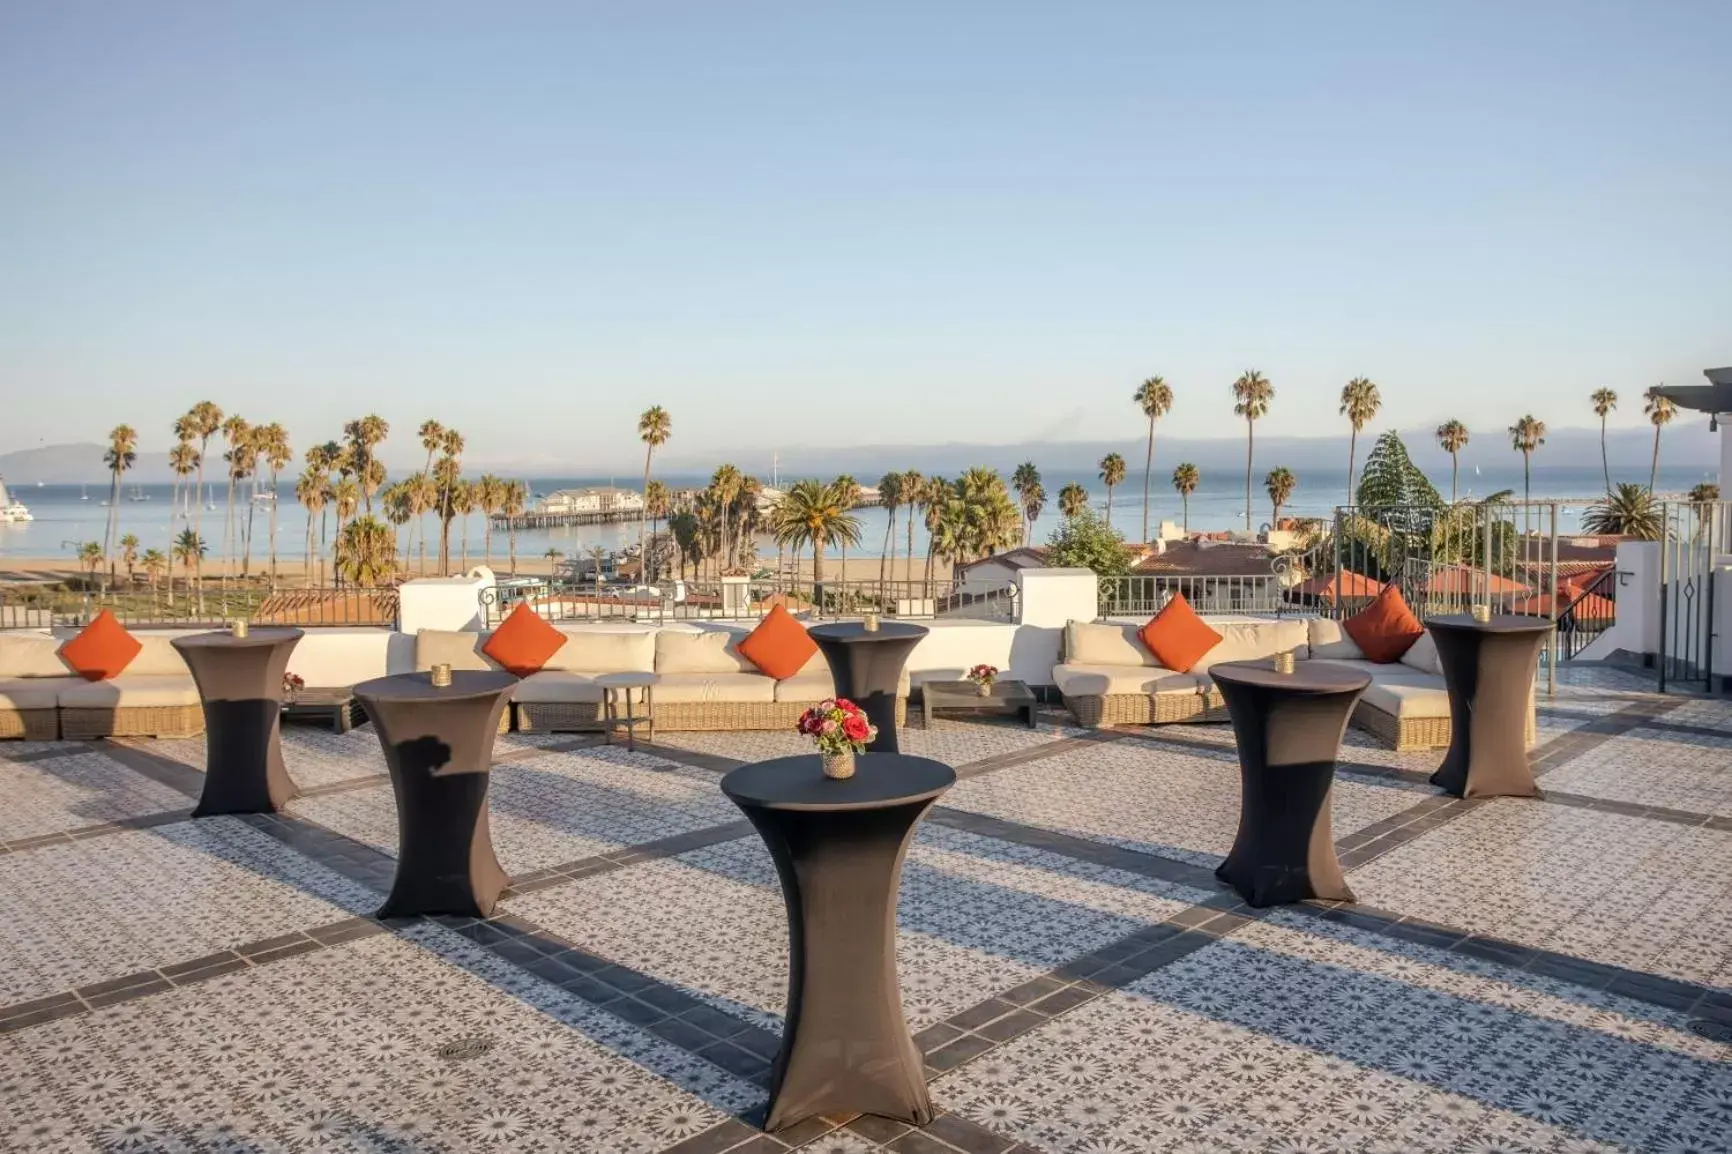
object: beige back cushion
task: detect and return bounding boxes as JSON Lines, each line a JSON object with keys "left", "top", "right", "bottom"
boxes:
{"left": 127, "top": 636, "right": 193, "bottom": 677}
{"left": 1192, "top": 619, "right": 1308, "bottom": 671}
{"left": 0, "top": 634, "right": 75, "bottom": 678}
{"left": 415, "top": 629, "right": 503, "bottom": 672}
{"left": 796, "top": 645, "right": 830, "bottom": 677}
{"left": 545, "top": 629, "right": 656, "bottom": 673}
{"left": 655, "top": 628, "right": 755, "bottom": 674}
{"left": 1399, "top": 630, "right": 1444, "bottom": 676}
{"left": 1308, "top": 617, "right": 1365, "bottom": 660}
{"left": 1065, "top": 621, "right": 1154, "bottom": 667}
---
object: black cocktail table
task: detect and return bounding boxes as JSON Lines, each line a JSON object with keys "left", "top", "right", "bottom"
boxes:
{"left": 807, "top": 622, "right": 928, "bottom": 753}
{"left": 1210, "top": 659, "right": 1371, "bottom": 908}
{"left": 922, "top": 679, "right": 1038, "bottom": 729}
{"left": 1425, "top": 615, "right": 1554, "bottom": 799}
{"left": 353, "top": 671, "right": 518, "bottom": 919}
{"left": 172, "top": 629, "right": 304, "bottom": 817}
{"left": 721, "top": 753, "right": 955, "bottom": 1131}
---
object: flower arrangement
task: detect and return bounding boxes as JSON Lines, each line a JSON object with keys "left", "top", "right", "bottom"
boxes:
{"left": 967, "top": 664, "right": 999, "bottom": 696}
{"left": 796, "top": 697, "right": 877, "bottom": 778}
{"left": 283, "top": 672, "right": 304, "bottom": 700}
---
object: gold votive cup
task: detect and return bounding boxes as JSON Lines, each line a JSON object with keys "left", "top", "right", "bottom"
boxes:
{"left": 430, "top": 663, "right": 453, "bottom": 687}
{"left": 863, "top": 613, "right": 880, "bottom": 632}
{"left": 1471, "top": 603, "right": 1491, "bottom": 623}
{"left": 230, "top": 619, "right": 249, "bottom": 639}
{"left": 1273, "top": 650, "right": 1296, "bottom": 674}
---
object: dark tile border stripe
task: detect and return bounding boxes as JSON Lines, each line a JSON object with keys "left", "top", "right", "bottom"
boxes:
{"left": 98, "top": 740, "right": 206, "bottom": 797}
{"left": 0, "top": 807, "right": 192, "bottom": 856}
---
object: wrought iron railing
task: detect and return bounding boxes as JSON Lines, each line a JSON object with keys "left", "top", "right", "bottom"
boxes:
{"left": 1098, "top": 574, "right": 1291, "bottom": 618}
{"left": 1556, "top": 565, "right": 1618, "bottom": 662}
{"left": 0, "top": 580, "right": 398, "bottom": 630}
{"left": 480, "top": 577, "right": 1016, "bottom": 627}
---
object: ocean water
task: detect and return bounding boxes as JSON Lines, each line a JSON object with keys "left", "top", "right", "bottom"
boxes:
{"left": 0, "top": 464, "right": 1715, "bottom": 566}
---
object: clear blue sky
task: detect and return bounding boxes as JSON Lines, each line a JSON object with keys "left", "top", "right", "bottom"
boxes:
{"left": 2, "top": 1, "right": 1728, "bottom": 470}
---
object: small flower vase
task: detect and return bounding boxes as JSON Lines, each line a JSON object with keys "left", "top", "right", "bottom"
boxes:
{"left": 976, "top": 680, "right": 992, "bottom": 697}
{"left": 821, "top": 749, "right": 856, "bottom": 780}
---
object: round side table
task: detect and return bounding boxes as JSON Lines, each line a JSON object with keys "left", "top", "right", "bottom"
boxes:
{"left": 1425, "top": 615, "right": 1554, "bottom": 799}
{"left": 595, "top": 671, "right": 657, "bottom": 751}
{"left": 807, "top": 622, "right": 927, "bottom": 753}
{"left": 172, "top": 629, "right": 304, "bottom": 817}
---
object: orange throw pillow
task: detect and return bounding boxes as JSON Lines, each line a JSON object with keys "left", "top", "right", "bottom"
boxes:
{"left": 481, "top": 603, "right": 566, "bottom": 677}
{"left": 1137, "top": 593, "right": 1222, "bottom": 673}
{"left": 1343, "top": 585, "right": 1425, "bottom": 663}
{"left": 737, "top": 604, "right": 819, "bottom": 680}
{"left": 59, "top": 609, "right": 143, "bottom": 681}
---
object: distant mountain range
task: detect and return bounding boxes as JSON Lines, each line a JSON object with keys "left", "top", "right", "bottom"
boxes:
{"left": 2, "top": 423, "right": 1717, "bottom": 484}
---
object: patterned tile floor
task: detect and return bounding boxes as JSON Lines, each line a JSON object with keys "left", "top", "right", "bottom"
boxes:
{"left": 0, "top": 663, "right": 1726, "bottom": 1153}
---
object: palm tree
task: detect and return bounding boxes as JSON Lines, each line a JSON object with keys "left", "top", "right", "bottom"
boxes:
{"left": 502, "top": 479, "right": 529, "bottom": 575}
{"left": 1435, "top": 420, "right": 1470, "bottom": 502}
{"left": 1011, "top": 462, "right": 1041, "bottom": 543}
{"left": 832, "top": 475, "right": 861, "bottom": 585}
{"left": 1508, "top": 415, "right": 1547, "bottom": 499}
{"left": 474, "top": 475, "right": 506, "bottom": 567}
{"left": 435, "top": 430, "right": 464, "bottom": 572}
{"left": 1134, "top": 376, "right": 1173, "bottom": 544}
{"left": 1231, "top": 370, "right": 1273, "bottom": 532}
{"left": 644, "top": 480, "right": 671, "bottom": 582}
{"left": 1590, "top": 388, "right": 1619, "bottom": 495}
{"left": 1022, "top": 482, "right": 1046, "bottom": 545}
{"left": 141, "top": 549, "right": 167, "bottom": 609}
{"left": 168, "top": 438, "right": 198, "bottom": 548}
{"left": 343, "top": 415, "right": 390, "bottom": 514}
{"left": 1058, "top": 482, "right": 1090, "bottom": 518}
{"left": 335, "top": 515, "right": 397, "bottom": 587}
{"left": 876, "top": 472, "right": 904, "bottom": 588}
{"left": 296, "top": 465, "right": 330, "bottom": 583}
{"left": 77, "top": 541, "right": 102, "bottom": 586}
{"left": 172, "top": 530, "right": 206, "bottom": 611}
{"left": 101, "top": 424, "right": 137, "bottom": 590}
{"left": 709, "top": 465, "right": 743, "bottom": 572}
{"left": 184, "top": 402, "right": 223, "bottom": 570}
{"left": 381, "top": 481, "right": 415, "bottom": 571}
{"left": 1265, "top": 467, "right": 1297, "bottom": 524}
{"left": 416, "top": 419, "right": 445, "bottom": 561}
{"left": 331, "top": 476, "right": 361, "bottom": 546}
{"left": 119, "top": 534, "right": 140, "bottom": 585}
{"left": 1688, "top": 481, "right": 1720, "bottom": 503}
{"left": 1338, "top": 377, "right": 1381, "bottom": 504}
{"left": 455, "top": 480, "right": 480, "bottom": 570}
{"left": 922, "top": 476, "right": 950, "bottom": 593}
{"left": 1099, "top": 453, "right": 1126, "bottom": 522}
{"left": 902, "top": 470, "right": 924, "bottom": 584}
{"left": 256, "top": 423, "right": 291, "bottom": 588}
{"left": 1582, "top": 482, "right": 1662, "bottom": 540}
{"left": 1644, "top": 388, "right": 1676, "bottom": 495}
{"left": 544, "top": 546, "right": 565, "bottom": 567}
{"left": 636, "top": 405, "right": 671, "bottom": 569}
{"left": 1171, "top": 463, "right": 1199, "bottom": 534}
{"left": 218, "top": 415, "right": 250, "bottom": 582}
{"left": 775, "top": 478, "right": 862, "bottom": 590}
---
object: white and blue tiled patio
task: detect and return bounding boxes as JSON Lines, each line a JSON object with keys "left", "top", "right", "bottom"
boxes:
{"left": 1, "top": 664, "right": 1728, "bottom": 1153}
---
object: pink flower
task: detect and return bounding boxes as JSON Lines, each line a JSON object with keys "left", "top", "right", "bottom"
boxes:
{"left": 842, "top": 715, "right": 869, "bottom": 743}
{"left": 821, "top": 719, "right": 839, "bottom": 736}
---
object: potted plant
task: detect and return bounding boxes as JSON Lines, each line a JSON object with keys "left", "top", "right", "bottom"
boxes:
{"left": 967, "top": 664, "right": 998, "bottom": 697}
{"left": 796, "top": 697, "right": 877, "bottom": 779}
{"left": 283, "top": 672, "right": 305, "bottom": 703}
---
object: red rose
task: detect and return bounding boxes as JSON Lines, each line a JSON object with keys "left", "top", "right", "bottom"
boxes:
{"left": 843, "top": 715, "right": 869, "bottom": 742}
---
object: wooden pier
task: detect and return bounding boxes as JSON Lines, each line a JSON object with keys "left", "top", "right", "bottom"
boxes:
{"left": 491, "top": 509, "right": 644, "bottom": 528}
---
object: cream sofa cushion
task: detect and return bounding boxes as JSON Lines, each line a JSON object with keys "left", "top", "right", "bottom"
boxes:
{"left": 127, "top": 636, "right": 193, "bottom": 677}
{"left": 1359, "top": 676, "right": 1451, "bottom": 719}
{"left": 774, "top": 669, "right": 836, "bottom": 703}
{"left": 545, "top": 629, "right": 656, "bottom": 674}
{"left": 1307, "top": 618, "right": 1365, "bottom": 661}
{"left": 511, "top": 671, "right": 607, "bottom": 704}
{"left": 1399, "top": 631, "right": 1444, "bottom": 676}
{"left": 1066, "top": 621, "right": 1153, "bottom": 667}
{"left": 0, "top": 677, "right": 83, "bottom": 710}
{"left": 59, "top": 676, "right": 202, "bottom": 709}
{"left": 655, "top": 629, "right": 755, "bottom": 674}
{"left": 1191, "top": 620, "right": 1309, "bottom": 672}
{"left": 0, "top": 634, "right": 75, "bottom": 678}
{"left": 653, "top": 672, "right": 776, "bottom": 704}
{"left": 1054, "top": 663, "right": 1207, "bottom": 698}
{"left": 416, "top": 629, "right": 503, "bottom": 672}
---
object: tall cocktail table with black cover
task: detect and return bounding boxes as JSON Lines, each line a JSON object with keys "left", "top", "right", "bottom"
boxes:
{"left": 172, "top": 628, "right": 304, "bottom": 817}
{"left": 1210, "top": 659, "right": 1371, "bottom": 908}
{"left": 1425, "top": 615, "right": 1554, "bottom": 799}
{"left": 353, "top": 671, "right": 518, "bottom": 919}
{"left": 721, "top": 753, "right": 954, "bottom": 1131}
{"left": 807, "top": 622, "right": 927, "bottom": 753}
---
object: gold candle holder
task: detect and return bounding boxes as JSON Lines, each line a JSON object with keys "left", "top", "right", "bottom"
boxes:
{"left": 230, "top": 619, "right": 249, "bottom": 639}
{"left": 863, "top": 612, "right": 880, "bottom": 632}
{"left": 430, "top": 663, "right": 453, "bottom": 687}
{"left": 1471, "top": 603, "right": 1491, "bottom": 624}
{"left": 1273, "top": 650, "right": 1296, "bottom": 675}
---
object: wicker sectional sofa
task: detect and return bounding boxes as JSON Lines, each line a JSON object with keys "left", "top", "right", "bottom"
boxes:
{"left": 0, "top": 632, "right": 203, "bottom": 740}
{"left": 415, "top": 623, "right": 909, "bottom": 733}
{"left": 1055, "top": 617, "right": 1533, "bottom": 751}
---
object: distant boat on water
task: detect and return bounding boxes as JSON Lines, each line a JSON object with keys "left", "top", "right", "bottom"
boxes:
{"left": 80, "top": 485, "right": 89, "bottom": 500}
{"left": 0, "top": 475, "right": 33, "bottom": 523}
{"left": 129, "top": 486, "right": 150, "bottom": 502}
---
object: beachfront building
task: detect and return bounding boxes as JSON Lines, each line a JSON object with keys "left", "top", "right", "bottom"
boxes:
{"left": 536, "top": 486, "right": 645, "bottom": 517}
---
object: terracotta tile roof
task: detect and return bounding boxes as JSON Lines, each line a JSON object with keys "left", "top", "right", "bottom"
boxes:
{"left": 1133, "top": 541, "right": 1277, "bottom": 578}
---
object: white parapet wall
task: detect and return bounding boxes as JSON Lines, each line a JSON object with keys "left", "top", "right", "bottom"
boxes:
{"left": 398, "top": 569, "right": 495, "bottom": 636}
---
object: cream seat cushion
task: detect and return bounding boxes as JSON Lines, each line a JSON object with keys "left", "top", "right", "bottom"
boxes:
{"left": 653, "top": 672, "right": 777, "bottom": 704}
{"left": 654, "top": 629, "right": 756, "bottom": 675}
{"left": 1191, "top": 620, "right": 1309, "bottom": 673}
{"left": 59, "top": 676, "right": 202, "bottom": 709}
{"left": 0, "top": 634, "right": 76, "bottom": 678}
{"left": 1359, "top": 676, "right": 1451, "bottom": 719}
{"left": 415, "top": 629, "right": 503, "bottom": 672}
{"left": 511, "top": 671, "right": 607, "bottom": 704}
{"left": 1054, "top": 663, "right": 1207, "bottom": 698}
{"left": 1307, "top": 618, "right": 1366, "bottom": 661}
{"left": 771, "top": 667, "right": 912, "bottom": 703}
{"left": 128, "top": 636, "right": 194, "bottom": 677}
{"left": 544, "top": 630, "right": 656, "bottom": 674}
{"left": 0, "top": 677, "right": 84, "bottom": 710}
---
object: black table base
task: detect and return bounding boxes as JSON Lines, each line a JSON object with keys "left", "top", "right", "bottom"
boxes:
{"left": 172, "top": 630, "right": 304, "bottom": 818}
{"left": 809, "top": 622, "right": 928, "bottom": 753}
{"left": 1426, "top": 616, "right": 1552, "bottom": 799}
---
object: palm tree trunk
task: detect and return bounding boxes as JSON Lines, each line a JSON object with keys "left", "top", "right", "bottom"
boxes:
{"left": 1450, "top": 454, "right": 1459, "bottom": 503}
{"left": 1523, "top": 452, "right": 1532, "bottom": 500}
{"left": 1600, "top": 418, "right": 1612, "bottom": 495}
{"left": 880, "top": 507, "right": 893, "bottom": 590}
{"left": 304, "top": 519, "right": 314, "bottom": 584}
{"left": 1182, "top": 492, "right": 1189, "bottom": 533}
{"left": 483, "top": 519, "right": 493, "bottom": 568}
{"left": 1649, "top": 427, "right": 1661, "bottom": 494}
{"left": 168, "top": 475, "right": 180, "bottom": 564}
{"left": 1106, "top": 484, "right": 1114, "bottom": 521}
{"left": 460, "top": 518, "right": 469, "bottom": 570}
{"left": 244, "top": 489, "right": 257, "bottom": 577}
{"left": 1346, "top": 428, "right": 1358, "bottom": 505}
{"left": 104, "top": 469, "right": 121, "bottom": 593}
{"left": 508, "top": 525, "right": 517, "bottom": 575}
{"left": 1244, "top": 420, "right": 1255, "bottom": 532}
{"left": 905, "top": 508, "right": 916, "bottom": 592}
{"left": 1142, "top": 417, "right": 1154, "bottom": 544}
{"left": 268, "top": 472, "right": 280, "bottom": 589}
{"left": 223, "top": 475, "right": 236, "bottom": 588}
{"left": 639, "top": 447, "right": 651, "bottom": 575}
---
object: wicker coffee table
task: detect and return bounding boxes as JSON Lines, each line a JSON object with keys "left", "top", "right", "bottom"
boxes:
{"left": 922, "top": 679, "right": 1037, "bottom": 729}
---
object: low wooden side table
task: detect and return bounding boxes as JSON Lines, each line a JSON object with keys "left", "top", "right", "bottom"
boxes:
{"left": 596, "top": 671, "right": 657, "bottom": 751}
{"left": 282, "top": 687, "right": 364, "bottom": 733}
{"left": 922, "top": 679, "right": 1038, "bottom": 729}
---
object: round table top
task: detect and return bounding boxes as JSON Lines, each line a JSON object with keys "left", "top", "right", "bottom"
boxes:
{"left": 594, "top": 671, "right": 659, "bottom": 688}
{"left": 353, "top": 671, "right": 519, "bottom": 703}
{"left": 172, "top": 628, "right": 304, "bottom": 650}
{"left": 721, "top": 754, "right": 954, "bottom": 812}
{"left": 1425, "top": 614, "right": 1556, "bottom": 635}
{"left": 807, "top": 621, "right": 929, "bottom": 644}
{"left": 1209, "top": 659, "right": 1372, "bottom": 694}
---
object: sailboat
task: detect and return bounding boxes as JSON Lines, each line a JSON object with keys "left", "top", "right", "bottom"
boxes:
{"left": 129, "top": 485, "right": 151, "bottom": 502}
{"left": 0, "top": 475, "right": 33, "bottom": 523}
{"left": 80, "top": 484, "right": 89, "bottom": 500}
